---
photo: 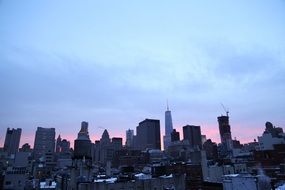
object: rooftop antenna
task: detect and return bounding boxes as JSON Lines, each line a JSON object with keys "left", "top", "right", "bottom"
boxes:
{"left": 221, "top": 103, "right": 229, "bottom": 117}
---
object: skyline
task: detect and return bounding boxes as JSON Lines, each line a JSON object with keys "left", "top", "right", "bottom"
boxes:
{"left": 1, "top": 0, "right": 285, "bottom": 147}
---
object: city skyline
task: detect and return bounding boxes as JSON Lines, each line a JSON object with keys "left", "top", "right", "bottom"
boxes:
{"left": 1, "top": 0, "right": 285, "bottom": 148}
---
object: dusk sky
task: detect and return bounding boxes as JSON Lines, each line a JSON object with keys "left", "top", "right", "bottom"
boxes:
{"left": 1, "top": 0, "right": 285, "bottom": 148}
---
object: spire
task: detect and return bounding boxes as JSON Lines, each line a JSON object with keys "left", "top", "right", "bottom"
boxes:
{"left": 167, "top": 99, "right": 169, "bottom": 111}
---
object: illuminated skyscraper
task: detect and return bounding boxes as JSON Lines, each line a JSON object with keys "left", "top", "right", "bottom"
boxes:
{"left": 163, "top": 103, "right": 173, "bottom": 149}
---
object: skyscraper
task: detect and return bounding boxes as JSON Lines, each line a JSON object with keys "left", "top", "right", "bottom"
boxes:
{"left": 217, "top": 115, "right": 232, "bottom": 150}
{"left": 4, "top": 128, "right": 22, "bottom": 155}
{"left": 125, "top": 129, "right": 134, "bottom": 148}
{"left": 33, "top": 127, "right": 55, "bottom": 159}
{"left": 163, "top": 103, "right": 173, "bottom": 150}
{"left": 183, "top": 125, "right": 202, "bottom": 149}
{"left": 136, "top": 119, "right": 161, "bottom": 150}
{"left": 74, "top": 122, "right": 91, "bottom": 159}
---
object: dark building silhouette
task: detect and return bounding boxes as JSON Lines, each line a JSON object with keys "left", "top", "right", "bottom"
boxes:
{"left": 56, "top": 135, "right": 71, "bottom": 154}
{"left": 20, "top": 143, "right": 32, "bottom": 152}
{"left": 218, "top": 115, "right": 232, "bottom": 150}
{"left": 4, "top": 128, "right": 22, "bottom": 155}
{"left": 171, "top": 129, "right": 180, "bottom": 142}
{"left": 183, "top": 125, "right": 202, "bottom": 149}
{"left": 264, "top": 121, "right": 283, "bottom": 137}
{"left": 136, "top": 119, "right": 161, "bottom": 150}
{"left": 203, "top": 139, "right": 218, "bottom": 160}
{"left": 74, "top": 122, "right": 91, "bottom": 159}
{"left": 112, "top": 137, "right": 123, "bottom": 150}
{"left": 56, "top": 135, "right": 62, "bottom": 153}
{"left": 33, "top": 127, "right": 55, "bottom": 159}
{"left": 125, "top": 129, "right": 134, "bottom": 148}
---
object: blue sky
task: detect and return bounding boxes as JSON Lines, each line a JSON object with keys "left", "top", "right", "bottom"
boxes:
{"left": 0, "top": 0, "right": 285, "bottom": 146}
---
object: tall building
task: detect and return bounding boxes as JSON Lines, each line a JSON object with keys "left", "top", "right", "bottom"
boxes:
{"left": 4, "top": 128, "right": 22, "bottom": 155}
{"left": 183, "top": 125, "right": 202, "bottom": 149}
{"left": 74, "top": 122, "right": 91, "bottom": 159}
{"left": 136, "top": 119, "right": 161, "bottom": 150}
{"left": 33, "top": 127, "right": 55, "bottom": 159}
{"left": 99, "top": 129, "right": 113, "bottom": 164}
{"left": 163, "top": 104, "right": 173, "bottom": 150}
{"left": 218, "top": 115, "right": 232, "bottom": 150}
{"left": 125, "top": 129, "right": 134, "bottom": 148}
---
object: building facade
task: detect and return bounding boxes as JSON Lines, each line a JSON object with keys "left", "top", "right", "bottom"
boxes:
{"left": 33, "top": 127, "right": 55, "bottom": 160}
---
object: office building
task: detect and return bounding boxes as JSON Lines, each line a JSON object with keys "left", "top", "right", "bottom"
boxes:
{"left": 136, "top": 119, "right": 161, "bottom": 150}
{"left": 4, "top": 128, "right": 22, "bottom": 155}
{"left": 183, "top": 125, "right": 202, "bottom": 149}
{"left": 33, "top": 127, "right": 55, "bottom": 160}
{"left": 163, "top": 104, "right": 173, "bottom": 150}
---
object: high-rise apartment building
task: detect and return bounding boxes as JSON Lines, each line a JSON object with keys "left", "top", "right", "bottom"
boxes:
{"left": 4, "top": 128, "right": 22, "bottom": 155}
{"left": 33, "top": 127, "right": 55, "bottom": 159}
{"left": 136, "top": 119, "right": 161, "bottom": 150}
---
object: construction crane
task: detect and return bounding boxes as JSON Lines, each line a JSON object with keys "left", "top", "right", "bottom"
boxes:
{"left": 221, "top": 103, "right": 229, "bottom": 117}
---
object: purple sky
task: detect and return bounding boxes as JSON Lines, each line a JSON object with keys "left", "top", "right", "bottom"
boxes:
{"left": 0, "top": 0, "right": 285, "bottom": 147}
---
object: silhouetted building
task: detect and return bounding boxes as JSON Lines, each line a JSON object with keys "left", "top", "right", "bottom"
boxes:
{"left": 33, "top": 127, "right": 55, "bottom": 159}
{"left": 163, "top": 104, "right": 173, "bottom": 150}
{"left": 203, "top": 139, "right": 218, "bottom": 160}
{"left": 171, "top": 129, "right": 180, "bottom": 142}
{"left": 4, "top": 128, "right": 22, "bottom": 155}
{"left": 218, "top": 115, "right": 232, "bottom": 150}
{"left": 56, "top": 135, "right": 70, "bottom": 154}
{"left": 125, "top": 129, "right": 134, "bottom": 148}
{"left": 74, "top": 122, "right": 91, "bottom": 159}
{"left": 112, "top": 137, "right": 123, "bottom": 150}
{"left": 183, "top": 125, "right": 202, "bottom": 149}
{"left": 56, "top": 135, "right": 62, "bottom": 153}
{"left": 19, "top": 143, "right": 32, "bottom": 153}
{"left": 98, "top": 129, "right": 113, "bottom": 164}
{"left": 136, "top": 119, "right": 161, "bottom": 150}
{"left": 264, "top": 121, "right": 283, "bottom": 138}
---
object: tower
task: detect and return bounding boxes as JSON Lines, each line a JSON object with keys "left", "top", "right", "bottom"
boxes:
{"left": 74, "top": 122, "right": 91, "bottom": 159}
{"left": 163, "top": 102, "right": 173, "bottom": 150}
